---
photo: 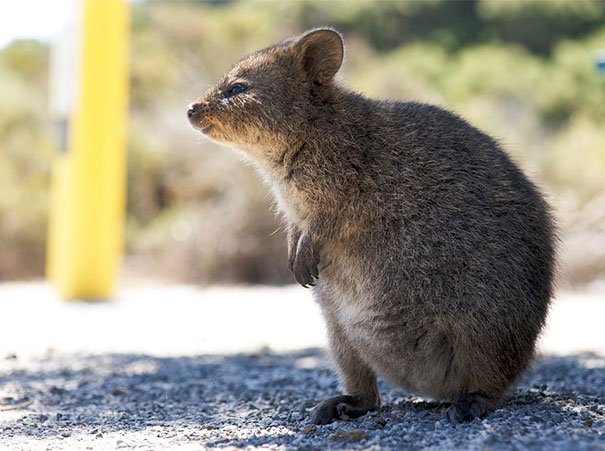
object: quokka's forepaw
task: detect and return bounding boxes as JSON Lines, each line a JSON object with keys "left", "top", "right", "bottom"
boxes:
{"left": 310, "top": 395, "right": 376, "bottom": 425}
{"left": 293, "top": 254, "right": 319, "bottom": 287}
{"left": 291, "top": 232, "right": 320, "bottom": 287}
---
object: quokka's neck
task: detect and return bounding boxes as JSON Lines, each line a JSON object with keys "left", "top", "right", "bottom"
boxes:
{"left": 256, "top": 87, "right": 382, "bottom": 218}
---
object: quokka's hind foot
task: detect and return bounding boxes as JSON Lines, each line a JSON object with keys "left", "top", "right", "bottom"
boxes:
{"left": 447, "top": 392, "right": 498, "bottom": 423}
{"left": 310, "top": 395, "right": 379, "bottom": 425}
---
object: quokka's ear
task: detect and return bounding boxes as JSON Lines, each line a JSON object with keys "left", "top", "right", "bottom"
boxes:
{"left": 293, "top": 28, "right": 344, "bottom": 85}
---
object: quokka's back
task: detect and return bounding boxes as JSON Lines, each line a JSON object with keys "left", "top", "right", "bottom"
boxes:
{"left": 187, "top": 28, "right": 557, "bottom": 424}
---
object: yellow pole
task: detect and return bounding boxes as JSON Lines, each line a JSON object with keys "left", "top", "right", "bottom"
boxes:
{"left": 47, "top": 0, "right": 129, "bottom": 300}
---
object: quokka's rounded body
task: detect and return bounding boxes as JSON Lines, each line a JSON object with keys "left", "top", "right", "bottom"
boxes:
{"left": 313, "top": 100, "right": 555, "bottom": 405}
{"left": 188, "top": 28, "right": 557, "bottom": 424}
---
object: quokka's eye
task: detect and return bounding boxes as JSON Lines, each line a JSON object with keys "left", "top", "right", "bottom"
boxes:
{"left": 225, "top": 83, "right": 247, "bottom": 97}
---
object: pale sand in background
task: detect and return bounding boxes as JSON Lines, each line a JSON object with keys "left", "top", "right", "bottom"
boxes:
{"left": 0, "top": 281, "right": 603, "bottom": 358}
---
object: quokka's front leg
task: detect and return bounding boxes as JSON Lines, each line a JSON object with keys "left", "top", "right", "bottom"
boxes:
{"left": 287, "top": 224, "right": 319, "bottom": 287}
{"left": 287, "top": 224, "right": 301, "bottom": 275}
{"left": 311, "top": 313, "right": 380, "bottom": 424}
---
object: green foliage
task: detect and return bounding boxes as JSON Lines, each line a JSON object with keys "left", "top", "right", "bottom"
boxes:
{"left": 0, "top": 39, "right": 48, "bottom": 83}
{"left": 0, "top": 43, "right": 54, "bottom": 279}
{"left": 479, "top": 0, "right": 605, "bottom": 54}
{"left": 282, "top": 0, "right": 605, "bottom": 54}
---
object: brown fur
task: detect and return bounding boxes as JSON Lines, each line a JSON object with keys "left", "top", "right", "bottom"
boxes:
{"left": 187, "top": 28, "right": 557, "bottom": 424}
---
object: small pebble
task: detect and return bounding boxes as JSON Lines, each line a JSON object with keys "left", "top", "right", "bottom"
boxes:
{"left": 330, "top": 429, "right": 369, "bottom": 442}
{"left": 371, "top": 417, "right": 387, "bottom": 426}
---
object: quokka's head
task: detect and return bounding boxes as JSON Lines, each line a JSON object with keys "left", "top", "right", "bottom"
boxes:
{"left": 187, "top": 28, "right": 343, "bottom": 162}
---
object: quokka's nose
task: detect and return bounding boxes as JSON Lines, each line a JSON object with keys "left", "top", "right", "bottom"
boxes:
{"left": 187, "top": 103, "right": 201, "bottom": 120}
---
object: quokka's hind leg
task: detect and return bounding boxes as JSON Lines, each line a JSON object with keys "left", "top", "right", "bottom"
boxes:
{"left": 310, "top": 314, "right": 380, "bottom": 425}
{"left": 447, "top": 392, "right": 500, "bottom": 423}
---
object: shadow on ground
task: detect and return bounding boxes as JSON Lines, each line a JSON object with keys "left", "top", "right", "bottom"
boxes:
{"left": 0, "top": 350, "right": 603, "bottom": 449}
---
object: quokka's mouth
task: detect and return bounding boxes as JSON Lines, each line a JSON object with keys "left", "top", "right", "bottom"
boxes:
{"left": 199, "top": 124, "right": 214, "bottom": 134}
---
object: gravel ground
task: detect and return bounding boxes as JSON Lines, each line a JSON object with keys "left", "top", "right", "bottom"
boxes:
{"left": 0, "top": 282, "right": 604, "bottom": 450}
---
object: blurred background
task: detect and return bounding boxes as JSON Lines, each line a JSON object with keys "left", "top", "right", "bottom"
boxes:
{"left": 1, "top": 0, "right": 604, "bottom": 291}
